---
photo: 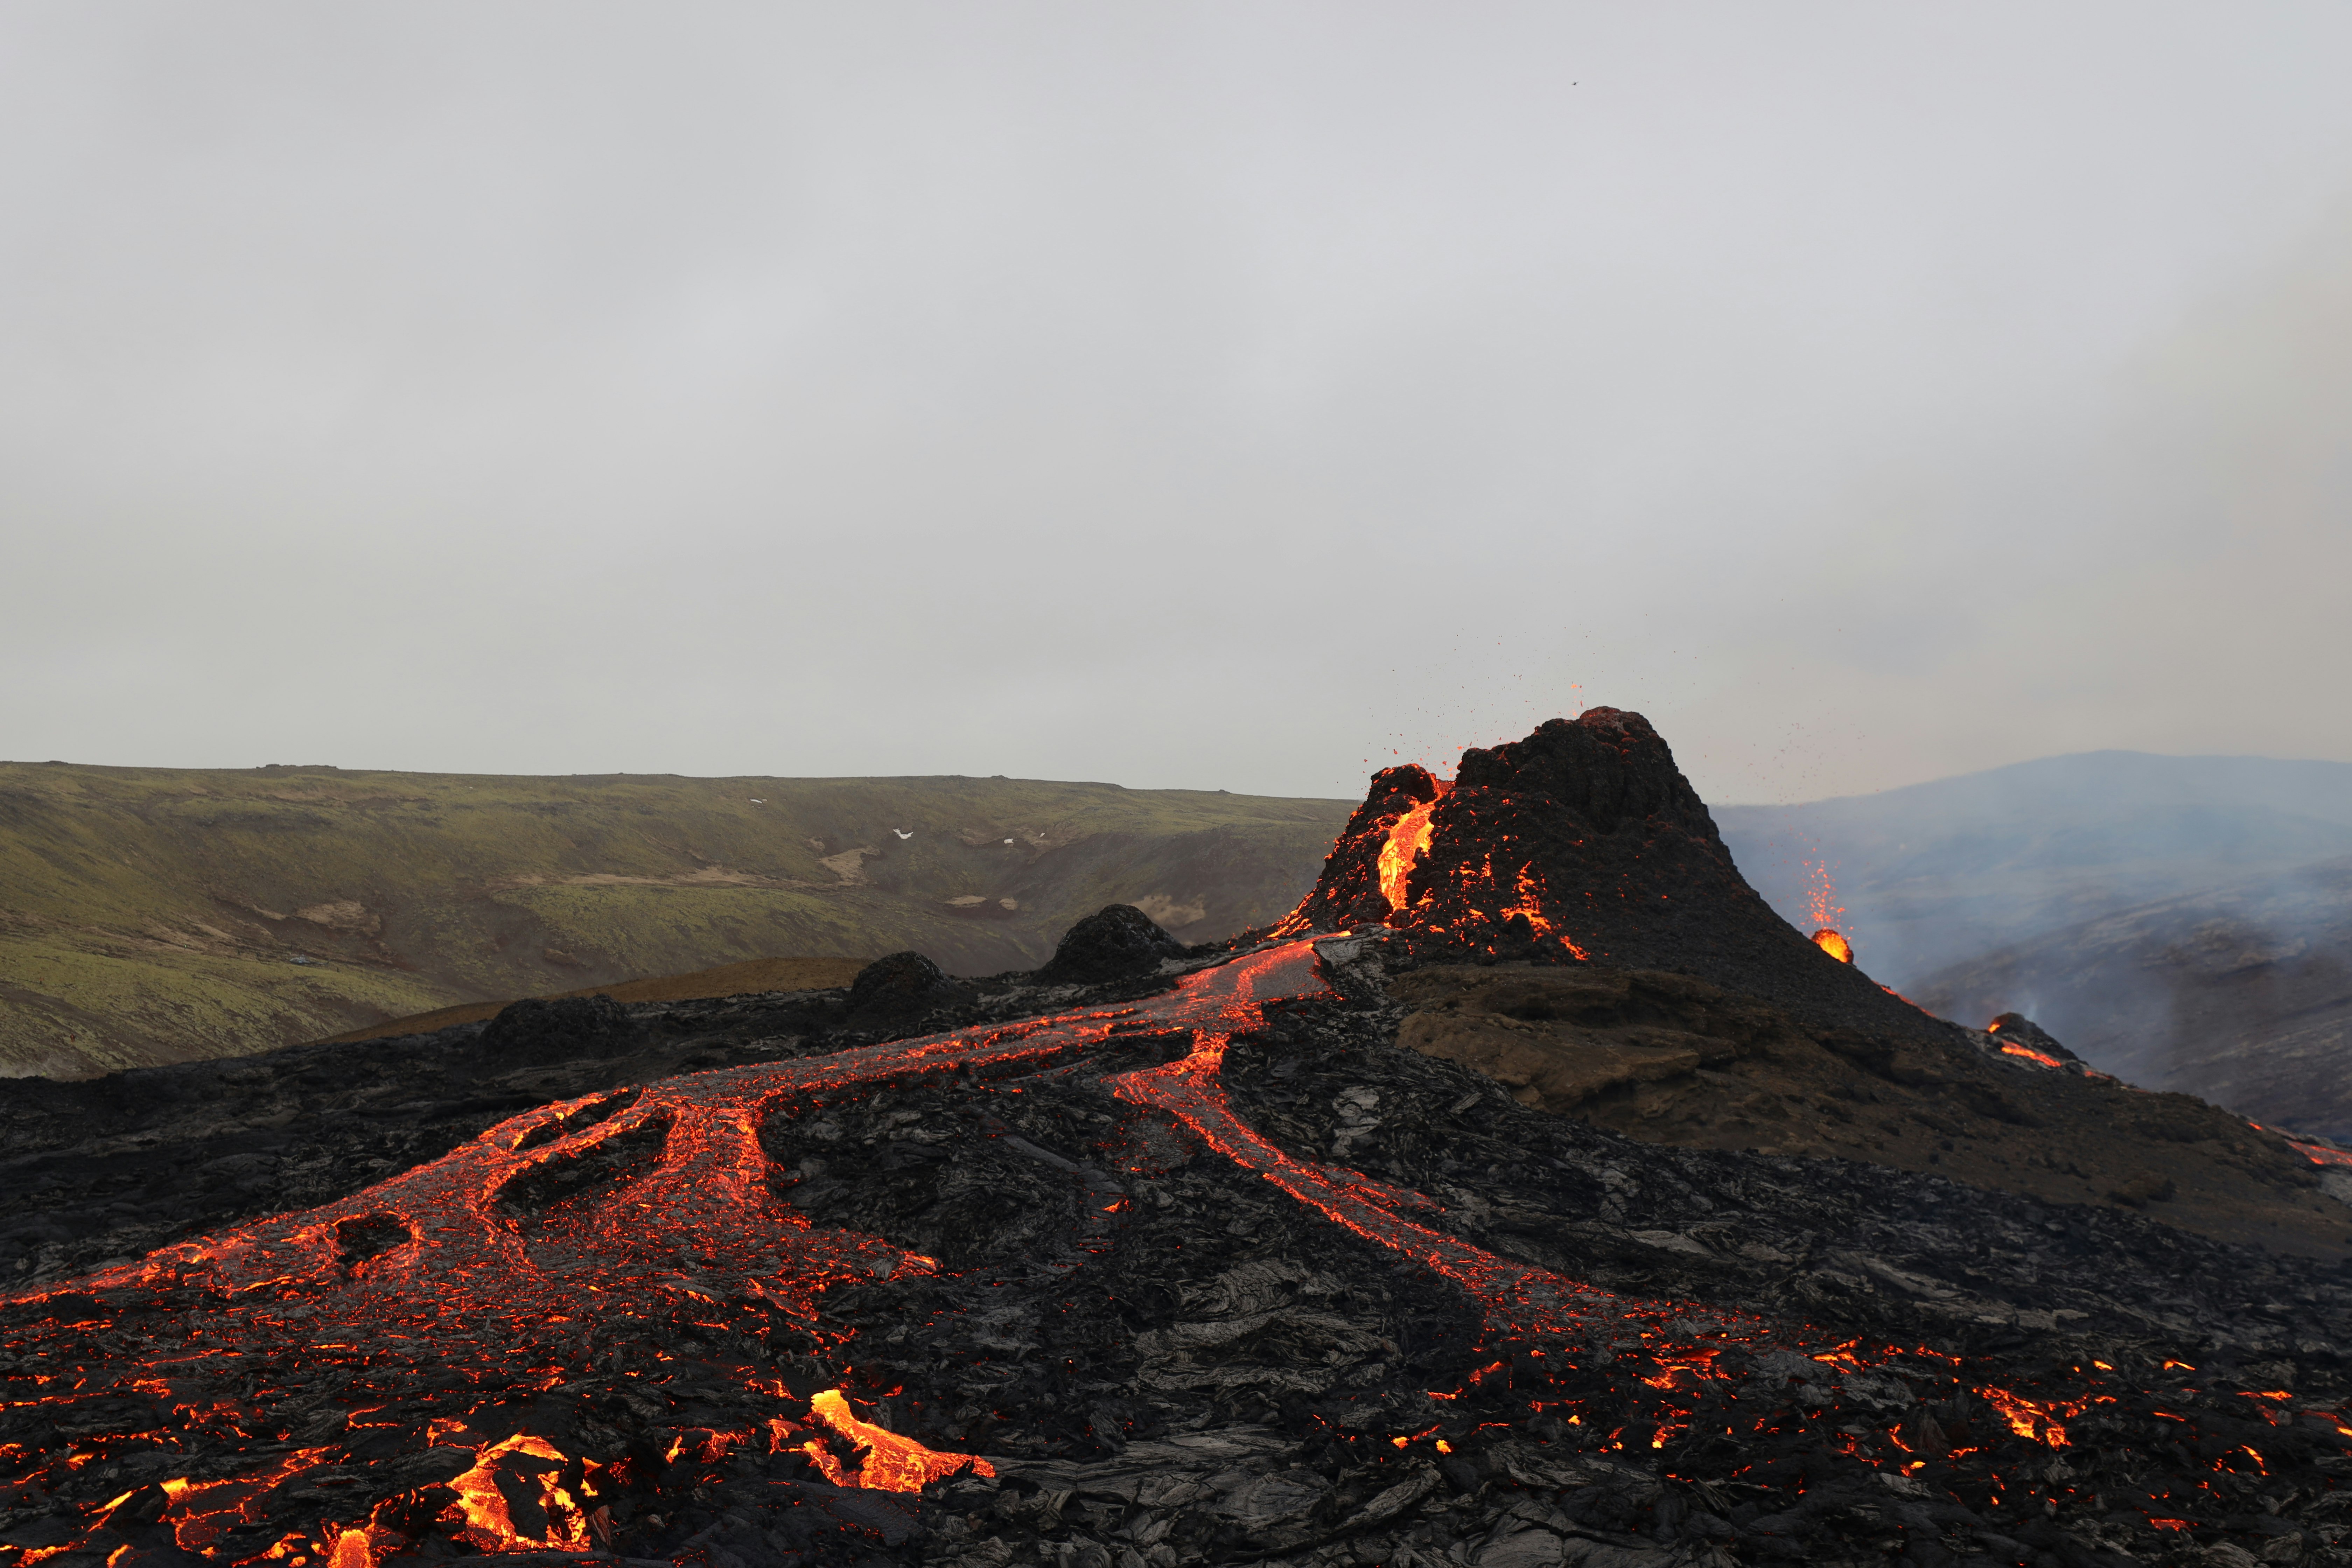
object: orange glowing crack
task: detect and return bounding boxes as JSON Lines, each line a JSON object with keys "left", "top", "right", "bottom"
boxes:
{"left": 1500, "top": 866, "right": 1590, "bottom": 959}
{"left": 806, "top": 1390, "right": 994, "bottom": 1491}
{"left": 1979, "top": 1386, "right": 2073, "bottom": 1448}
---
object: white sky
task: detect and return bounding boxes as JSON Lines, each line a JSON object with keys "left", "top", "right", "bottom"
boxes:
{"left": 5, "top": 3, "right": 2350, "bottom": 803}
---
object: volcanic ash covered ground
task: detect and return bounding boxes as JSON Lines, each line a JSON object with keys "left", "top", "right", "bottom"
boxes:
{"left": 9, "top": 710, "right": 2352, "bottom": 1568}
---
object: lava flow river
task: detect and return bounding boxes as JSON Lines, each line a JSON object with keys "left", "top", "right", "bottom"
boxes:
{"left": 0, "top": 936, "right": 2197, "bottom": 1565}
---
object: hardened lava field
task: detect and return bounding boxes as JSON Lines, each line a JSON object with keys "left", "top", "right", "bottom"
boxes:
{"left": 10, "top": 710, "right": 2352, "bottom": 1567}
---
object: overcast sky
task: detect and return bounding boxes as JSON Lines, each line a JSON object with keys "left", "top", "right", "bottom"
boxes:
{"left": 4, "top": 4, "right": 2349, "bottom": 804}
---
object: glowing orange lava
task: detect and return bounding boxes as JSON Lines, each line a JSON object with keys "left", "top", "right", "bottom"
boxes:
{"left": 806, "top": 1389, "right": 996, "bottom": 1491}
{"left": 1376, "top": 790, "right": 1448, "bottom": 919}
{"left": 1980, "top": 1386, "right": 2074, "bottom": 1448}
{"left": 1499, "top": 865, "right": 1588, "bottom": 959}
{"left": 0, "top": 930, "right": 2116, "bottom": 1562}
{"left": 445, "top": 1434, "right": 595, "bottom": 1552}
{"left": 1811, "top": 927, "right": 1854, "bottom": 964}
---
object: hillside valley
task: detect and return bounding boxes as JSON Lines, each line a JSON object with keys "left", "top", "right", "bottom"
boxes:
{"left": 1911, "top": 853, "right": 2352, "bottom": 1141}
{"left": 0, "top": 761, "right": 1350, "bottom": 1079}
{"left": 1718, "top": 750, "right": 2352, "bottom": 1135}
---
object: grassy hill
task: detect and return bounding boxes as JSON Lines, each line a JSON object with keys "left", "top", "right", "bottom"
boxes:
{"left": 313, "top": 954, "right": 874, "bottom": 1044}
{"left": 0, "top": 761, "right": 1352, "bottom": 1078}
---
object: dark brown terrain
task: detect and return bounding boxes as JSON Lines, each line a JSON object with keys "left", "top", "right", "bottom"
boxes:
{"left": 1392, "top": 962, "right": 2350, "bottom": 1257}
{"left": 315, "top": 956, "right": 871, "bottom": 1044}
{"left": 1715, "top": 752, "right": 2352, "bottom": 1146}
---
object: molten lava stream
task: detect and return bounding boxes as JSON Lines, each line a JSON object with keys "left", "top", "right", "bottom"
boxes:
{"left": 1105, "top": 941, "right": 1766, "bottom": 1354}
{"left": 0, "top": 1003, "right": 1138, "bottom": 1563}
{"left": 1376, "top": 789, "right": 1447, "bottom": 918}
{"left": 1, "top": 932, "right": 1948, "bottom": 1564}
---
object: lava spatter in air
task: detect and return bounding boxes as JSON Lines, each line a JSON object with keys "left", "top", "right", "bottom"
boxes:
{"left": 1805, "top": 857, "right": 1856, "bottom": 961}
{"left": 1804, "top": 857, "right": 1845, "bottom": 936}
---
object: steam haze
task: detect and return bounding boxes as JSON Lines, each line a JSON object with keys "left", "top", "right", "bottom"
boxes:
{"left": 5, "top": 3, "right": 2351, "bottom": 802}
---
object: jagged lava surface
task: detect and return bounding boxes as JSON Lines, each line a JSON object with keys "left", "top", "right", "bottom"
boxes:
{"left": 5, "top": 717, "right": 2352, "bottom": 1568}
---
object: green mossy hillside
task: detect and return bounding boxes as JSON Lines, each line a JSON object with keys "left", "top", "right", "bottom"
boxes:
{"left": 0, "top": 762, "right": 1352, "bottom": 1078}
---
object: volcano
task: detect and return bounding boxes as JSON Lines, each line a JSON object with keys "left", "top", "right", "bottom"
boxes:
{"left": 1277, "top": 709, "right": 1922, "bottom": 1038}
{"left": 7, "top": 712, "right": 2352, "bottom": 1568}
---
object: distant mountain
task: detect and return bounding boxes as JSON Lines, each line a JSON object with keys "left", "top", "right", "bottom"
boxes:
{"left": 1907, "top": 855, "right": 2352, "bottom": 1141}
{"left": 1715, "top": 750, "right": 2352, "bottom": 992}
{"left": 0, "top": 761, "right": 1352, "bottom": 1078}
{"left": 1715, "top": 750, "right": 2352, "bottom": 1137}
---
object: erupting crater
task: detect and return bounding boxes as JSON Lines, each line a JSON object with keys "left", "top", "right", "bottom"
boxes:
{"left": 1276, "top": 709, "right": 1917, "bottom": 1037}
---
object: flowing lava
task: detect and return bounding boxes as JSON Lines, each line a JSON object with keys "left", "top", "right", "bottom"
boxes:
{"left": 2248, "top": 1121, "right": 2352, "bottom": 1170}
{"left": 1811, "top": 927, "right": 1854, "bottom": 963}
{"left": 0, "top": 932, "right": 2120, "bottom": 1563}
{"left": 6, "top": 709, "right": 2324, "bottom": 1561}
{"left": 802, "top": 1391, "right": 994, "bottom": 1491}
{"left": 1375, "top": 788, "right": 1447, "bottom": 919}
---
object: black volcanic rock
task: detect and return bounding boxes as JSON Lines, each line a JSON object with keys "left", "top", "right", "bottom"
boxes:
{"left": 1288, "top": 708, "right": 1938, "bottom": 1040}
{"left": 5, "top": 944, "right": 2352, "bottom": 1568}
{"left": 1035, "top": 902, "right": 1184, "bottom": 984}
{"left": 476, "top": 992, "right": 639, "bottom": 1060}
{"left": 847, "top": 950, "right": 965, "bottom": 1021}
{"left": 1989, "top": 1011, "right": 2079, "bottom": 1062}
{"left": 13, "top": 712, "right": 2352, "bottom": 1568}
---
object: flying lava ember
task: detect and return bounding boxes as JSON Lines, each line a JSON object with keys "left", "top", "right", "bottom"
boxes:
{"left": 1801, "top": 856, "right": 1856, "bottom": 963}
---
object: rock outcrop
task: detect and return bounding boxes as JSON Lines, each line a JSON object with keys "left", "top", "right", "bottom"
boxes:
{"left": 476, "top": 993, "right": 640, "bottom": 1061}
{"left": 1035, "top": 902, "right": 1184, "bottom": 985}
{"left": 847, "top": 950, "right": 969, "bottom": 1023}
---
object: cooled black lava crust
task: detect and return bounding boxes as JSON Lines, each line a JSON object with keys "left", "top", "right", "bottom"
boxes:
{"left": 6, "top": 946, "right": 2352, "bottom": 1568}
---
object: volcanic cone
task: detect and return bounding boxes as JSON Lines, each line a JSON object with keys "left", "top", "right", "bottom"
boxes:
{"left": 1283, "top": 707, "right": 1930, "bottom": 1036}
